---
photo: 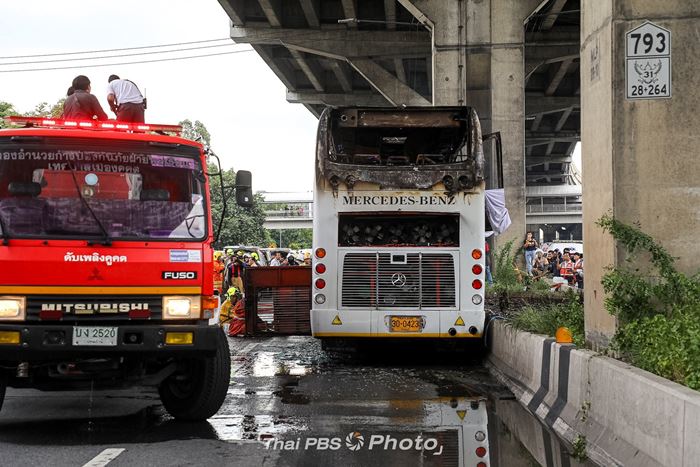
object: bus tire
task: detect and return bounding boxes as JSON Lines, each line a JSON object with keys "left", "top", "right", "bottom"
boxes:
{"left": 159, "top": 329, "right": 231, "bottom": 421}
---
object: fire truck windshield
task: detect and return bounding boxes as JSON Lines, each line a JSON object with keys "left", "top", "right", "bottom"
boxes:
{"left": 0, "top": 137, "right": 207, "bottom": 241}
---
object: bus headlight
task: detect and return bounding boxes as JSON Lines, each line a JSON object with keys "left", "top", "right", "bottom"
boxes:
{"left": 162, "top": 296, "right": 201, "bottom": 320}
{"left": 314, "top": 294, "right": 326, "bottom": 305}
{"left": 0, "top": 296, "right": 26, "bottom": 321}
{"left": 472, "top": 294, "right": 483, "bottom": 305}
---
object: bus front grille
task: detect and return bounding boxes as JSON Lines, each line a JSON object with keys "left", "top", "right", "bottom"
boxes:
{"left": 341, "top": 253, "right": 456, "bottom": 308}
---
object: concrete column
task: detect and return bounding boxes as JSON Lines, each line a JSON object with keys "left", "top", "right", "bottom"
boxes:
{"left": 581, "top": 1, "right": 700, "bottom": 348}
{"left": 399, "top": 0, "right": 540, "bottom": 249}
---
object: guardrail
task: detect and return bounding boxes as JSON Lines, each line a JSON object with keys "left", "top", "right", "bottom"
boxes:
{"left": 526, "top": 204, "right": 582, "bottom": 213}
{"left": 264, "top": 209, "right": 314, "bottom": 219}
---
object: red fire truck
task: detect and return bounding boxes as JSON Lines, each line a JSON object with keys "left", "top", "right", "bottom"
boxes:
{"left": 0, "top": 116, "right": 252, "bottom": 421}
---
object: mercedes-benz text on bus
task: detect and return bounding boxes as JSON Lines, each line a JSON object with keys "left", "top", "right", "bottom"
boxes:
{"left": 0, "top": 116, "right": 252, "bottom": 420}
{"left": 311, "top": 107, "right": 486, "bottom": 345}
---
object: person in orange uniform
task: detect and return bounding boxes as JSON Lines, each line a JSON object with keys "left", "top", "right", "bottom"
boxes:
{"left": 213, "top": 252, "right": 225, "bottom": 295}
{"left": 219, "top": 287, "right": 246, "bottom": 336}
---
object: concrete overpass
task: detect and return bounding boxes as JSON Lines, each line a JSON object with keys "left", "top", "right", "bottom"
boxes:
{"left": 260, "top": 191, "right": 313, "bottom": 229}
{"left": 218, "top": 0, "right": 700, "bottom": 348}
{"left": 217, "top": 0, "right": 582, "bottom": 243}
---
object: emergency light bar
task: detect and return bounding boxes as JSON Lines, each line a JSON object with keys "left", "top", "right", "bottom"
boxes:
{"left": 3, "top": 116, "right": 182, "bottom": 135}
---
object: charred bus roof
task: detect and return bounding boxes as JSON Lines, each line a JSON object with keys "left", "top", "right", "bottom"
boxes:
{"left": 316, "top": 107, "right": 484, "bottom": 192}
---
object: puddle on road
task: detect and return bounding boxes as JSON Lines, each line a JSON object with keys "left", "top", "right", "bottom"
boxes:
{"left": 217, "top": 339, "right": 599, "bottom": 466}
{"left": 0, "top": 338, "right": 599, "bottom": 466}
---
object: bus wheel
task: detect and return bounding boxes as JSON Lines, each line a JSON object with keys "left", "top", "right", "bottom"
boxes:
{"left": 159, "top": 330, "right": 231, "bottom": 421}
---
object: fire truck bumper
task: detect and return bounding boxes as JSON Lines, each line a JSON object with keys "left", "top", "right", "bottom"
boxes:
{"left": 0, "top": 324, "right": 221, "bottom": 361}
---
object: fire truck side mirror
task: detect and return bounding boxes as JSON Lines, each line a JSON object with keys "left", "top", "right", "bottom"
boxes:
{"left": 235, "top": 170, "right": 253, "bottom": 208}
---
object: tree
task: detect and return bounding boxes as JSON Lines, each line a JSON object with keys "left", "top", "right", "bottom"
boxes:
{"left": 180, "top": 119, "right": 211, "bottom": 145}
{"left": 0, "top": 98, "right": 65, "bottom": 129}
{"left": 209, "top": 165, "right": 270, "bottom": 249}
{"left": 267, "top": 228, "right": 313, "bottom": 249}
{"left": 0, "top": 102, "right": 17, "bottom": 128}
{"left": 177, "top": 119, "right": 269, "bottom": 248}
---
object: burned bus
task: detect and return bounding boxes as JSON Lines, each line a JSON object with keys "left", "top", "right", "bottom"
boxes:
{"left": 311, "top": 107, "right": 486, "bottom": 345}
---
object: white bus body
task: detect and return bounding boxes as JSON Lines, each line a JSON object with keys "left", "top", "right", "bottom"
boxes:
{"left": 311, "top": 107, "right": 486, "bottom": 341}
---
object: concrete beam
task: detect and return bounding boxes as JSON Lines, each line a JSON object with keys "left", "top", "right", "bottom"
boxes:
{"left": 341, "top": 0, "right": 358, "bottom": 28}
{"left": 554, "top": 107, "right": 573, "bottom": 132}
{"left": 299, "top": 0, "right": 320, "bottom": 28}
{"left": 252, "top": 45, "right": 296, "bottom": 89}
{"left": 394, "top": 58, "right": 407, "bottom": 84}
{"left": 385, "top": 0, "right": 397, "bottom": 30}
{"left": 257, "top": 0, "right": 282, "bottom": 27}
{"left": 530, "top": 114, "right": 544, "bottom": 132}
{"left": 302, "top": 104, "right": 321, "bottom": 119}
{"left": 526, "top": 27, "right": 580, "bottom": 44}
{"left": 526, "top": 173, "right": 565, "bottom": 182}
{"left": 540, "top": 0, "right": 568, "bottom": 30}
{"left": 286, "top": 90, "right": 388, "bottom": 107}
{"left": 231, "top": 28, "right": 431, "bottom": 60}
{"left": 526, "top": 155, "right": 572, "bottom": 167}
{"left": 329, "top": 61, "right": 353, "bottom": 92}
{"left": 544, "top": 58, "right": 573, "bottom": 96}
{"left": 527, "top": 131, "right": 579, "bottom": 139}
{"left": 545, "top": 141, "right": 556, "bottom": 155}
{"left": 289, "top": 49, "right": 325, "bottom": 92}
{"left": 348, "top": 58, "right": 431, "bottom": 106}
{"left": 525, "top": 44, "right": 579, "bottom": 79}
{"left": 217, "top": 0, "right": 246, "bottom": 26}
{"left": 526, "top": 96, "right": 580, "bottom": 116}
{"left": 525, "top": 213, "right": 582, "bottom": 224}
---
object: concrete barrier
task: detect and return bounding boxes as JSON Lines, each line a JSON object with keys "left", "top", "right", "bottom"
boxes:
{"left": 486, "top": 320, "right": 700, "bottom": 467}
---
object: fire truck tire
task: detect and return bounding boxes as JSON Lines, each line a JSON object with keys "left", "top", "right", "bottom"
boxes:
{"left": 158, "top": 329, "right": 231, "bottom": 421}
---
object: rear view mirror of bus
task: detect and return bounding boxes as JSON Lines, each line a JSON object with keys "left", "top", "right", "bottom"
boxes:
{"left": 235, "top": 170, "right": 253, "bottom": 208}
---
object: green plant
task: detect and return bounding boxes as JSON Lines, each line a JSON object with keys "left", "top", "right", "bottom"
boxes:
{"left": 598, "top": 215, "right": 700, "bottom": 390}
{"left": 509, "top": 294, "right": 584, "bottom": 346}
{"left": 571, "top": 434, "right": 587, "bottom": 462}
{"left": 492, "top": 240, "right": 520, "bottom": 286}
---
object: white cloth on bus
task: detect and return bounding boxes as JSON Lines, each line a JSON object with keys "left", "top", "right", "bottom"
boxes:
{"left": 485, "top": 188, "right": 511, "bottom": 235}
{"left": 107, "top": 79, "right": 143, "bottom": 105}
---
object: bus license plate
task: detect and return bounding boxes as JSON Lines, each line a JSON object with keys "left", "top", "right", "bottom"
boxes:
{"left": 73, "top": 327, "right": 118, "bottom": 346}
{"left": 389, "top": 316, "right": 423, "bottom": 333}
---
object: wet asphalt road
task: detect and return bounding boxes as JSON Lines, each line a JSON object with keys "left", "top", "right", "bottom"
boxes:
{"left": 0, "top": 336, "right": 586, "bottom": 467}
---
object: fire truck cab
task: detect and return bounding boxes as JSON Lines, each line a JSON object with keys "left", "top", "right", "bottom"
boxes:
{"left": 0, "top": 116, "right": 251, "bottom": 421}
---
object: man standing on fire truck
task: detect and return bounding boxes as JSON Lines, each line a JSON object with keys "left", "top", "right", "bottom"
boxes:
{"left": 107, "top": 74, "right": 146, "bottom": 123}
{"left": 63, "top": 75, "right": 109, "bottom": 121}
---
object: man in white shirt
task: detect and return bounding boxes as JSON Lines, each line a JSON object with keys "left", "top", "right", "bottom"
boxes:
{"left": 269, "top": 252, "right": 283, "bottom": 267}
{"left": 107, "top": 74, "right": 145, "bottom": 123}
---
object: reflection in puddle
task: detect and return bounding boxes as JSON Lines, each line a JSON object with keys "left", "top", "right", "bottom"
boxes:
{"left": 208, "top": 414, "right": 308, "bottom": 442}
{"left": 245, "top": 351, "right": 312, "bottom": 377}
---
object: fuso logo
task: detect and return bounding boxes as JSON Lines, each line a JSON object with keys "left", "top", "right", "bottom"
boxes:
{"left": 162, "top": 271, "right": 197, "bottom": 280}
{"left": 345, "top": 432, "right": 364, "bottom": 451}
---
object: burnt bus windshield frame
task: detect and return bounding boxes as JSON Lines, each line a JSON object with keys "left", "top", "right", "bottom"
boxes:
{"left": 326, "top": 107, "right": 473, "bottom": 165}
{"left": 0, "top": 136, "right": 208, "bottom": 242}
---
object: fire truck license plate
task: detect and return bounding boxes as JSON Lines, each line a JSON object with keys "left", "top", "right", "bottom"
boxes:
{"left": 72, "top": 327, "right": 118, "bottom": 346}
{"left": 389, "top": 316, "right": 423, "bottom": 332}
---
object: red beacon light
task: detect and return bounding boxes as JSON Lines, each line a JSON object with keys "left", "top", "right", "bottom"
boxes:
{"left": 3, "top": 116, "right": 181, "bottom": 136}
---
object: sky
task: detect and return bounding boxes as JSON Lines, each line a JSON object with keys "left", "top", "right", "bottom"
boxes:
{"left": 0, "top": 0, "right": 319, "bottom": 194}
{"left": 0, "top": 1, "right": 582, "bottom": 194}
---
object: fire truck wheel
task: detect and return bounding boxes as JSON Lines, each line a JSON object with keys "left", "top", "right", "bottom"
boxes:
{"left": 158, "top": 329, "right": 231, "bottom": 421}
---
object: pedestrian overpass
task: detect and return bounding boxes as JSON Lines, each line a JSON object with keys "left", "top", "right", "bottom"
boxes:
{"left": 261, "top": 191, "right": 313, "bottom": 229}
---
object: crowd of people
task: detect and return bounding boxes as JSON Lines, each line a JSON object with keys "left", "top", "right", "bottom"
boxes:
{"left": 213, "top": 248, "right": 312, "bottom": 336}
{"left": 523, "top": 232, "right": 584, "bottom": 289}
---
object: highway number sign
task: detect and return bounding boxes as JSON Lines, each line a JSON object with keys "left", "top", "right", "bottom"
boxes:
{"left": 626, "top": 22, "right": 671, "bottom": 99}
